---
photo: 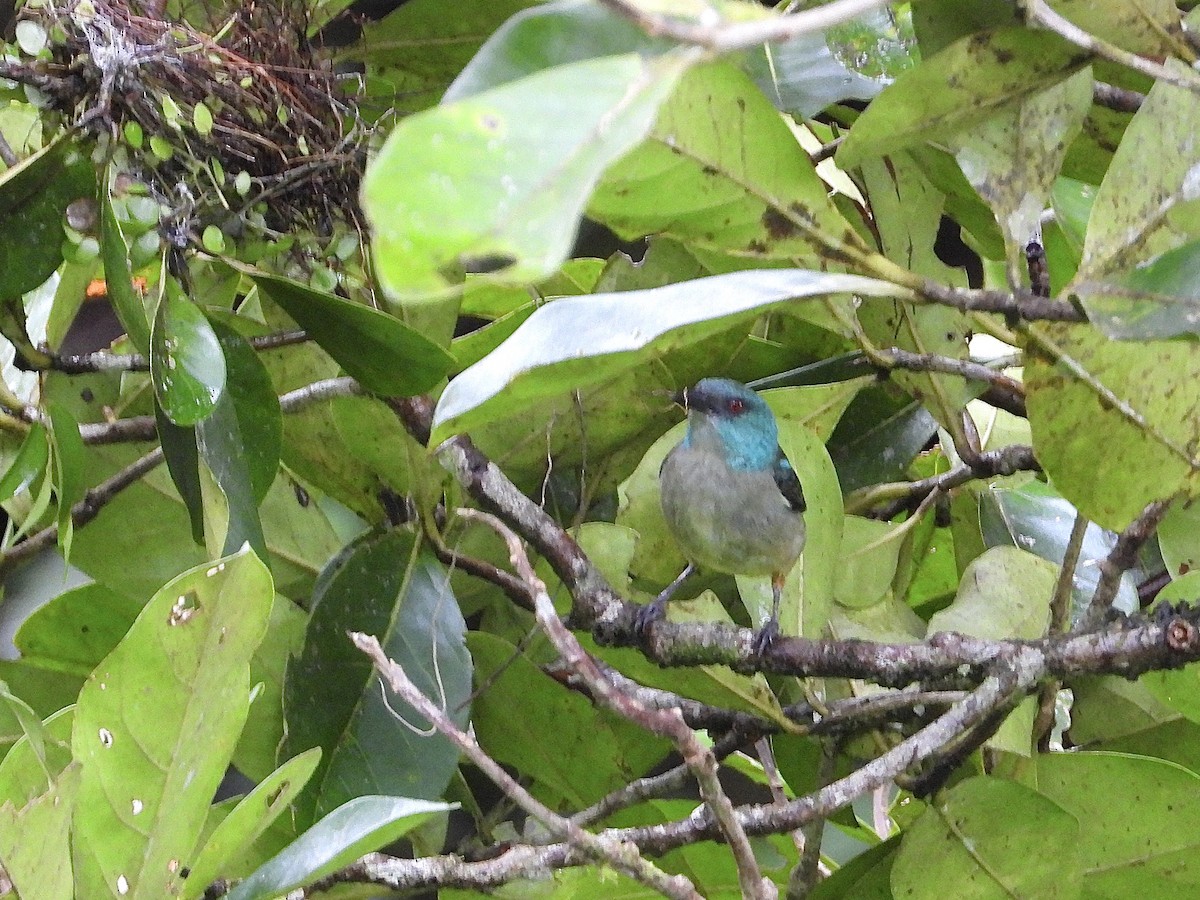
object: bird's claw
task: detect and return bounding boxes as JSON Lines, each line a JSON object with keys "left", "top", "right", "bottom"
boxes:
{"left": 752, "top": 618, "right": 780, "bottom": 656}
{"left": 634, "top": 597, "right": 667, "bottom": 637}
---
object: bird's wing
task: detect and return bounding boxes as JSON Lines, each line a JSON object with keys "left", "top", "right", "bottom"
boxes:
{"left": 772, "top": 449, "right": 806, "bottom": 512}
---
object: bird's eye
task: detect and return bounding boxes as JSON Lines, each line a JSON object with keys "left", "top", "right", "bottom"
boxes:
{"left": 727, "top": 398, "right": 745, "bottom": 414}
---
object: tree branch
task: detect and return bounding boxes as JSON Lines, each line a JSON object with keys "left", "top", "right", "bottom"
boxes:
{"left": 1083, "top": 498, "right": 1172, "bottom": 626}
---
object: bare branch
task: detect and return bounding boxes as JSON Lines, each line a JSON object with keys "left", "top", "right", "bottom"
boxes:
{"left": 352, "top": 632, "right": 701, "bottom": 900}
{"left": 1083, "top": 498, "right": 1172, "bottom": 626}
{"left": 594, "top": 0, "right": 894, "bottom": 54}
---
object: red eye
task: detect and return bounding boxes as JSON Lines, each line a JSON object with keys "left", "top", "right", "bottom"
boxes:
{"left": 728, "top": 398, "right": 744, "bottom": 414}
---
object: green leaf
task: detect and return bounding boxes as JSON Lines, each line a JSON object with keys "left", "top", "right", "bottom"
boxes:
{"left": 250, "top": 271, "right": 454, "bottom": 395}
{"left": 0, "top": 135, "right": 96, "bottom": 300}
{"left": 1075, "top": 59, "right": 1200, "bottom": 281}
{"left": 0, "top": 706, "right": 74, "bottom": 810}
{"left": 363, "top": 52, "right": 694, "bottom": 299}
{"left": 833, "top": 517, "right": 906, "bottom": 610}
{"left": 927, "top": 546, "right": 1055, "bottom": 640}
{"left": 99, "top": 180, "right": 152, "bottom": 354}
{"left": 590, "top": 62, "right": 866, "bottom": 271}
{"left": 1025, "top": 322, "right": 1200, "bottom": 529}
{"left": 1139, "top": 574, "right": 1200, "bottom": 723}
{"left": 1075, "top": 239, "right": 1200, "bottom": 340}
{"left": 950, "top": 68, "right": 1092, "bottom": 277}
{"left": 181, "top": 748, "right": 321, "bottom": 899}
{"left": 0, "top": 421, "right": 48, "bottom": 503}
{"left": 155, "top": 400, "right": 205, "bottom": 544}
{"left": 891, "top": 776, "right": 1080, "bottom": 899}
{"left": 837, "top": 28, "right": 1089, "bottom": 169}
{"left": 431, "top": 269, "right": 902, "bottom": 442}
{"left": 470, "top": 633, "right": 668, "bottom": 806}
{"left": 1037, "top": 751, "right": 1200, "bottom": 895}
{"left": 150, "top": 279, "right": 226, "bottom": 426}
{"left": 282, "top": 531, "right": 471, "bottom": 826}
{"left": 14, "top": 583, "right": 142, "bottom": 676}
{"left": 224, "top": 795, "right": 452, "bottom": 900}
{"left": 46, "top": 400, "right": 85, "bottom": 557}
{"left": 70, "top": 547, "right": 274, "bottom": 899}
{"left": 0, "top": 763, "right": 80, "bottom": 900}
{"left": 979, "top": 480, "right": 1138, "bottom": 621}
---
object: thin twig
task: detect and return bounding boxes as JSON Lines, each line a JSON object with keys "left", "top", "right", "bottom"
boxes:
{"left": 845, "top": 445, "right": 1040, "bottom": 518}
{"left": 457, "top": 508, "right": 771, "bottom": 899}
{"left": 352, "top": 632, "right": 701, "bottom": 900}
{"left": 1034, "top": 511, "right": 1088, "bottom": 750}
{"left": 595, "top": 0, "right": 894, "bottom": 54}
{"left": 1023, "top": 0, "right": 1200, "bottom": 95}
{"left": 1092, "top": 81, "right": 1143, "bottom": 113}
{"left": 788, "top": 744, "right": 837, "bottom": 898}
{"left": 1083, "top": 498, "right": 1172, "bottom": 627}
{"left": 0, "top": 446, "right": 164, "bottom": 573}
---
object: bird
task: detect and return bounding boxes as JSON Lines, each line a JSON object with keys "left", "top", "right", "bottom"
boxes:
{"left": 636, "top": 378, "right": 807, "bottom": 652}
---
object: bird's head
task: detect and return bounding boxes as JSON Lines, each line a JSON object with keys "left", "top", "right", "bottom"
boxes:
{"left": 676, "top": 378, "right": 779, "bottom": 471}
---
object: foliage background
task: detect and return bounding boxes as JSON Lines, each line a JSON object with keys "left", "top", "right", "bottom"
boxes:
{"left": 2, "top": 0, "right": 1200, "bottom": 897}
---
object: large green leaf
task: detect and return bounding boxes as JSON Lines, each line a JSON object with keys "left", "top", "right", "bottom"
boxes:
{"left": 837, "top": 28, "right": 1089, "bottom": 169}
{"left": 0, "top": 136, "right": 95, "bottom": 299}
{"left": 70, "top": 548, "right": 274, "bottom": 899}
{"left": 0, "top": 763, "right": 80, "bottom": 900}
{"left": 251, "top": 272, "right": 454, "bottom": 395}
{"left": 431, "top": 269, "right": 902, "bottom": 442}
{"left": 1037, "top": 752, "right": 1200, "bottom": 894}
{"left": 891, "top": 776, "right": 1080, "bottom": 898}
{"left": 590, "top": 62, "right": 866, "bottom": 272}
{"left": 1025, "top": 322, "right": 1200, "bottom": 529}
{"left": 282, "top": 530, "right": 471, "bottom": 826}
{"left": 1075, "top": 60, "right": 1200, "bottom": 282}
{"left": 0, "top": 421, "right": 48, "bottom": 503}
{"left": 363, "top": 51, "right": 695, "bottom": 299}
{"left": 224, "top": 795, "right": 452, "bottom": 900}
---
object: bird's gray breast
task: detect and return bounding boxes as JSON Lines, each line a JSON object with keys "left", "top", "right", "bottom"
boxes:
{"left": 659, "top": 444, "right": 806, "bottom": 577}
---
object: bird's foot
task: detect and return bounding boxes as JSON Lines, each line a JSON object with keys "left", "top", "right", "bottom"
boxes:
{"left": 752, "top": 618, "right": 780, "bottom": 656}
{"left": 633, "top": 597, "right": 667, "bottom": 637}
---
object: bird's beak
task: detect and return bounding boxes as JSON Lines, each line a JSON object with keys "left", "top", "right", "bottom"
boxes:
{"left": 672, "top": 387, "right": 690, "bottom": 410}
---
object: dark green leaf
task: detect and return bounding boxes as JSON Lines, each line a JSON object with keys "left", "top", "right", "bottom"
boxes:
{"left": 197, "top": 393, "right": 267, "bottom": 560}
{"left": 250, "top": 272, "right": 454, "bottom": 395}
{"left": 155, "top": 401, "right": 205, "bottom": 544}
{"left": 208, "top": 322, "right": 281, "bottom": 503}
{"left": 150, "top": 280, "right": 226, "bottom": 426}
{"left": 0, "top": 136, "right": 96, "bottom": 300}
{"left": 224, "top": 795, "right": 452, "bottom": 900}
{"left": 283, "top": 531, "right": 471, "bottom": 826}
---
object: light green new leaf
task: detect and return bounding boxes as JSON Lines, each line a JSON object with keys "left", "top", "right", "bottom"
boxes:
{"left": 431, "top": 269, "right": 904, "bottom": 442}
{"left": 71, "top": 548, "right": 274, "bottom": 899}
{"left": 99, "top": 182, "right": 152, "bottom": 354}
{"left": 47, "top": 400, "right": 85, "bottom": 557}
{"left": 927, "top": 546, "right": 1055, "bottom": 640}
{"left": 1076, "top": 60, "right": 1200, "bottom": 282}
{"left": 1025, "top": 322, "right": 1200, "bottom": 530}
{"left": 224, "top": 796, "right": 453, "bottom": 900}
{"left": 891, "top": 776, "right": 1080, "bottom": 899}
{"left": 364, "top": 51, "right": 695, "bottom": 299}
{"left": 1037, "top": 752, "right": 1200, "bottom": 895}
{"left": 0, "top": 764, "right": 80, "bottom": 900}
{"left": 837, "top": 28, "right": 1089, "bottom": 169}
{"left": 181, "top": 748, "right": 321, "bottom": 899}
{"left": 0, "top": 421, "right": 48, "bottom": 503}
